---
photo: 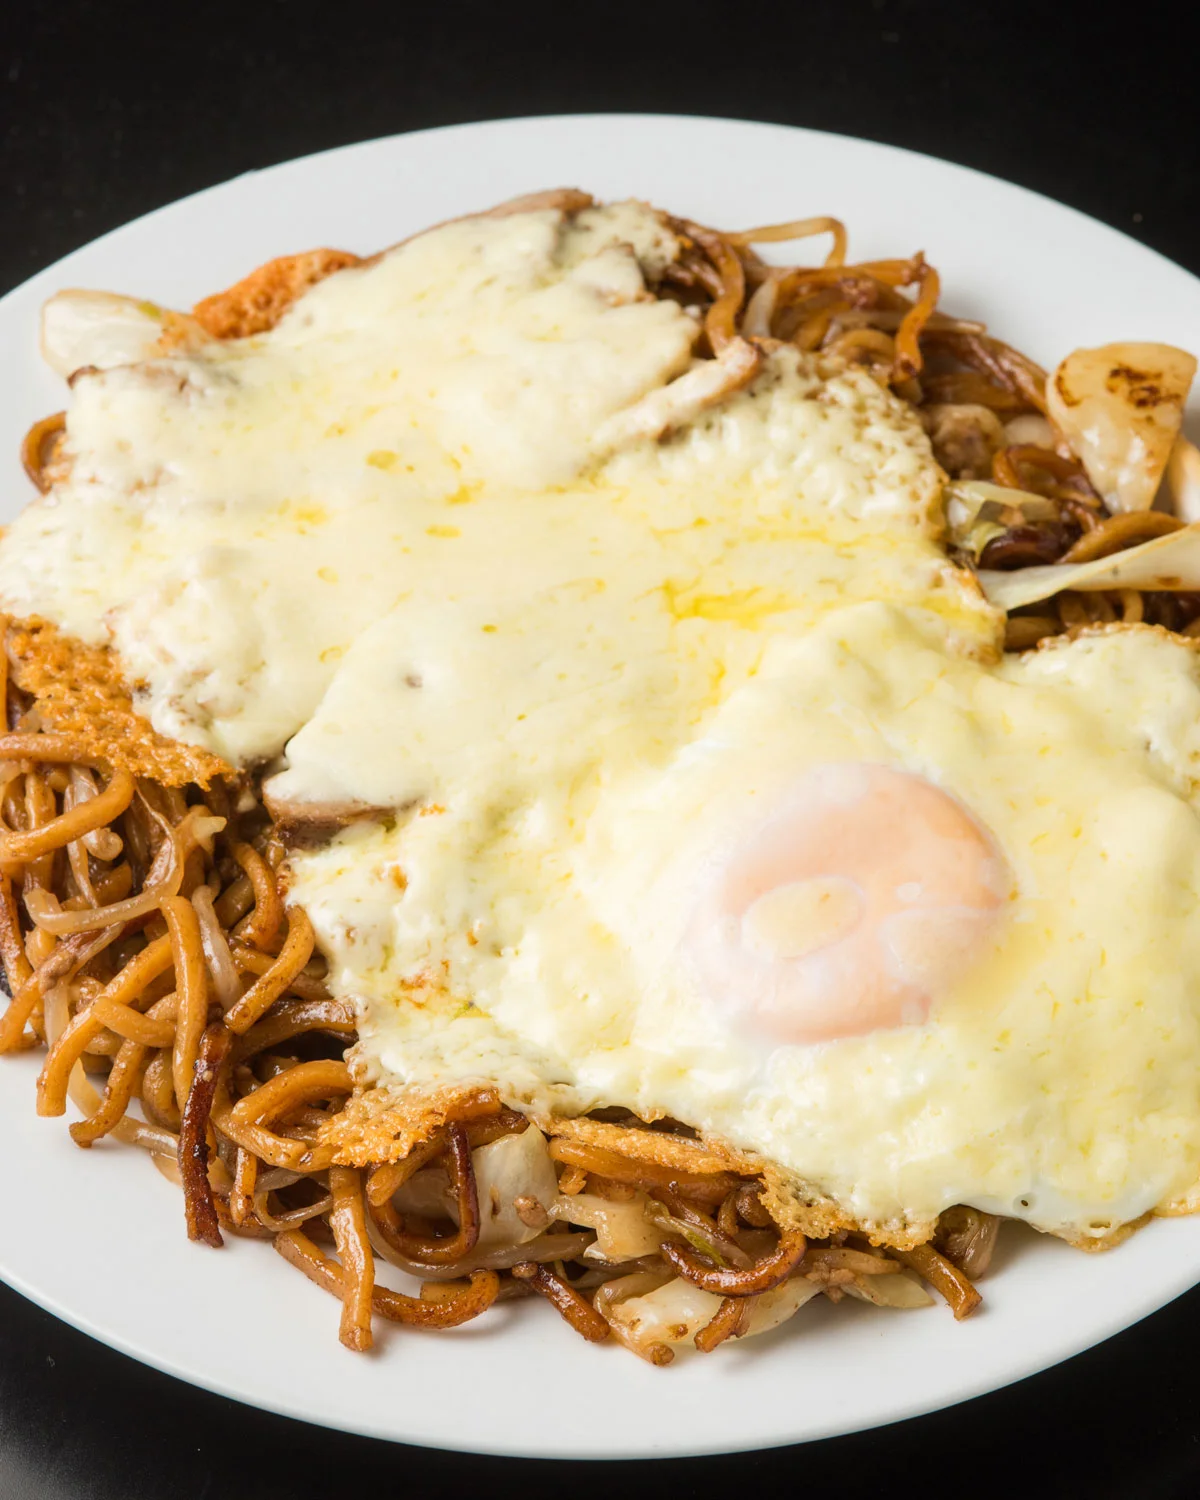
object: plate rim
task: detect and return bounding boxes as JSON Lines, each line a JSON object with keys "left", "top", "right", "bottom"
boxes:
{"left": 4, "top": 110, "right": 1196, "bottom": 302}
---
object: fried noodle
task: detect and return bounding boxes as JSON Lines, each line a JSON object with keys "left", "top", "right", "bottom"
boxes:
{"left": 14, "top": 190, "right": 1159, "bottom": 1358}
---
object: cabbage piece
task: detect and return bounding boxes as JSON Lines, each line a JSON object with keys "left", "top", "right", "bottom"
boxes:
{"left": 40, "top": 289, "right": 207, "bottom": 378}
{"left": 602, "top": 1274, "right": 723, "bottom": 1358}
{"left": 473, "top": 1125, "right": 560, "bottom": 1249}
{"left": 391, "top": 1165, "right": 453, "bottom": 1219}
{"left": 1046, "top": 342, "right": 1196, "bottom": 512}
{"left": 1167, "top": 438, "right": 1200, "bottom": 524}
{"left": 843, "top": 1269, "right": 934, "bottom": 1309}
{"left": 977, "top": 522, "right": 1200, "bottom": 610}
{"left": 390, "top": 1124, "right": 560, "bottom": 1251}
{"left": 556, "top": 1191, "right": 664, "bottom": 1262}
{"left": 741, "top": 1276, "right": 823, "bottom": 1334}
{"left": 598, "top": 1273, "right": 822, "bottom": 1361}
{"left": 1002, "top": 413, "right": 1056, "bottom": 447}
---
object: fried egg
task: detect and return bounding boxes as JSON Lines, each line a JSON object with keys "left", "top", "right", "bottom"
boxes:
{"left": 7, "top": 198, "right": 1200, "bottom": 1253}
{"left": 289, "top": 603, "right": 1200, "bottom": 1245}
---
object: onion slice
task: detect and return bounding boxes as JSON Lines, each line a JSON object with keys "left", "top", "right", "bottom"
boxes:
{"left": 1167, "top": 437, "right": 1200, "bottom": 524}
{"left": 944, "top": 480, "right": 1057, "bottom": 559}
{"left": 40, "top": 289, "right": 208, "bottom": 378}
{"left": 191, "top": 884, "right": 244, "bottom": 1009}
{"left": 978, "top": 521, "right": 1200, "bottom": 610}
{"left": 1046, "top": 341, "right": 1196, "bottom": 513}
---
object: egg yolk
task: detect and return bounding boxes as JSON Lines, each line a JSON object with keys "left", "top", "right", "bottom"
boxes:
{"left": 686, "top": 762, "right": 1008, "bottom": 1044}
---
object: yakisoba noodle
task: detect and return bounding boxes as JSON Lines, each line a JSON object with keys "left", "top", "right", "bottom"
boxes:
{"left": 1, "top": 193, "right": 1195, "bottom": 1360}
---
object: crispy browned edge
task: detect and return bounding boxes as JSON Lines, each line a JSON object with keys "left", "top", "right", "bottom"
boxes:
{"left": 192, "top": 249, "right": 362, "bottom": 340}
{"left": 6, "top": 619, "right": 227, "bottom": 788}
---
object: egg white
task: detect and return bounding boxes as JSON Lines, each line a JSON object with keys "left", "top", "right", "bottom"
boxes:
{"left": 291, "top": 605, "right": 1200, "bottom": 1245}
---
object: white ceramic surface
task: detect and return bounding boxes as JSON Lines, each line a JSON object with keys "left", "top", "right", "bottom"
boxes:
{"left": 3, "top": 114, "right": 1200, "bottom": 1460}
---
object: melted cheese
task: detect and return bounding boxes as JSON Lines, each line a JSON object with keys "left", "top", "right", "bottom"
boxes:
{"left": 0, "top": 204, "right": 986, "bottom": 775}
{"left": 27, "top": 200, "right": 1200, "bottom": 1246}
{"left": 293, "top": 607, "right": 1200, "bottom": 1242}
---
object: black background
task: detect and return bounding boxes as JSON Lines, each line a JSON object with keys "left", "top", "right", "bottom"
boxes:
{"left": 4, "top": 2, "right": 1200, "bottom": 1495}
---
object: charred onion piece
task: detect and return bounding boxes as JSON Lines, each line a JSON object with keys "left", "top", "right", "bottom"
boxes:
{"left": 178, "top": 1022, "right": 233, "bottom": 1248}
{"left": 934, "top": 1206, "right": 1002, "bottom": 1279}
{"left": 511, "top": 1261, "right": 611, "bottom": 1343}
{"left": 733, "top": 1182, "right": 774, "bottom": 1228}
{"left": 928, "top": 330, "right": 1048, "bottom": 412}
{"left": 979, "top": 524, "right": 1075, "bottom": 570}
{"left": 370, "top": 1122, "right": 480, "bottom": 1266}
{"left": 663, "top": 1228, "right": 807, "bottom": 1296}
{"left": 922, "top": 371, "right": 1030, "bottom": 414}
{"left": 804, "top": 1245, "right": 901, "bottom": 1276}
{"left": 893, "top": 1241, "right": 982, "bottom": 1319}
{"left": 258, "top": 793, "right": 393, "bottom": 849}
{"left": 717, "top": 1190, "right": 740, "bottom": 1240}
{"left": 992, "top": 443, "right": 1092, "bottom": 494}
{"left": 1061, "top": 508, "right": 1183, "bottom": 563}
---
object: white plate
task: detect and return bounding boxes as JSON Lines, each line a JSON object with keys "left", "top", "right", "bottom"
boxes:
{"left": 3, "top": 114, "right": 1200, "bottom": 1461}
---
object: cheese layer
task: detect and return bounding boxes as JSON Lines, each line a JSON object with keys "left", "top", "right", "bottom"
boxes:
{"left": 21, "top": 203, "right": 1200, "bottom": 1243}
